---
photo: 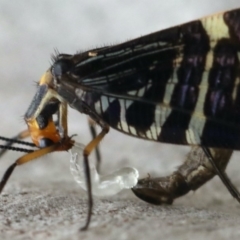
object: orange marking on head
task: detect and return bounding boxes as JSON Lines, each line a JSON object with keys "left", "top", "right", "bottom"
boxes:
{"left": 26, "top": 118, "right": 61, "bottom": 147}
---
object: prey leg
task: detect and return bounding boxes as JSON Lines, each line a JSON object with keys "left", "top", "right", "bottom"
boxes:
{"left": 132, "top": 147, "right": 233, "bottom": 205}
{"left": 0, "top": 130, "right": 30, "bottom": 158}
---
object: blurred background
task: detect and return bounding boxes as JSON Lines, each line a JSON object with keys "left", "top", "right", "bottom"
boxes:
{"left": 0, "top": 1, "right": 240, "bottom": 239}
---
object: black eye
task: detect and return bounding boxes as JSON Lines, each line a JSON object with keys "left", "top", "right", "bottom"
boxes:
{"left": 36, "top": 102, "right": 59, "bottom": 129}
{"left": 52, "top": 59, "right": 73, "bottom": 79}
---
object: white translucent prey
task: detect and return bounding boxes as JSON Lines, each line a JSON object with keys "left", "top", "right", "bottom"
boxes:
{"left": 69, "top": 142, "right": 139, "bottom": 197}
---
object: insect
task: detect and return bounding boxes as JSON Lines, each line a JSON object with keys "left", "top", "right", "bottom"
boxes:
{"left": 1, "top": 7, "right": 240, "bottom": 230}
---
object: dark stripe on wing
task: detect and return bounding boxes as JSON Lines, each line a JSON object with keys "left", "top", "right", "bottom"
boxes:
{"left": 159, "top": 20, "right": 210, "bottom": 143}
{"left": 224, "top": 9, "right": 240, "bottom": 44}
{"left": 202, "top": 38, "right": 240, "bottom": 148}
{"left": 125, "top": 47, "right": 177, "bottom": 132}
{"left": 102, "top": 99, "right": 121, "bottom": 128}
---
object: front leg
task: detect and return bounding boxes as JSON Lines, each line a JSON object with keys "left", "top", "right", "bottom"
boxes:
{"left": 132, "top": 147, "right": 233, "bottom": 205}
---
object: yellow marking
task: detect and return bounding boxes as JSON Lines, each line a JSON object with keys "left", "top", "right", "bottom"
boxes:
{"left": 162, "top": 46, "right": 183, "bottom": 105}
{"left": 232, "top": 76, "right": 240, "bottom": 101}
{"left": 187, "top": 68, "right": 209, "bottom": 143}
{"left": 25, "top": 88, "right": 65, "bottom": 122}
{"left": 39, "top": 70, "right": 53, "bottom": 85}
{"left": 88, "top": 51, "right": 98, "bottom": 57}
{"left": 119, "top": 100, "right": 127, "bottom": 128}
{"left": 27, "top": 118, "right": 61, "bottom": 147}
{"left": 185, "top": 129, "right": 199, "bottom": 145}
{"left": 146, "top": 128, "right": 154, "bottom": 140}
{"left": 149, "top": 125, "right": 159, "bottom": 141}
{"left": 129, "top": 125, "right": 137, "bottom": 136}
{"left": 201, "top": 12, "right": 230, "bottom": 40}
{"left": 59, "top": 102, "right": 68, "bottom": 138}
{"left": 173, "top": 55, "right": 183, "bottom": 68}
{"left": 128, "top": 82, "right": 152, "bottom": 97}
{"left": 204, "top": 49, "right": 214, "bottom": 70}
{"left": 186, "top": 12, "right": 232, "bottom": 142}
{"left": 94, "top": 101, "right": 101, "bottom": 115}
{"left": 100, "top": 96, "right": 110, "bottom": 112}
{"left": 117, "top": 121, "right": 129, "bottom": 133}
{"left": 233, "top": 53, "right": 240, "bottom": 101}
{"left": 163, "top": 69, "right": 179, "bottom": 105}
{"left": 163, "top": 83, "right": 175, "bottom": 106}
{"left": 193, "top": 71, "right": 209, "bottom": 114}
{"left": 188, "top": 115, "right": 207, "bottom": 144}
{"left": 154, "top": 105, "right": 172, "bottom": 139}
{"left": 118, "top": 99, "right": 134, "bottom": 127}
{"left": 185, "top": 129, "right": 194, "bottom": 144}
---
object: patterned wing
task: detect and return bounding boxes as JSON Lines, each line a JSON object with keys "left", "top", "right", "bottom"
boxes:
{"left": 56, "top": 9, "right": 240, "bottom": 149}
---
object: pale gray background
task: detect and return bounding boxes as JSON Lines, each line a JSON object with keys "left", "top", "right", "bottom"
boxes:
{"left": 0, "top": 1, "right": 240, "bottom": 240}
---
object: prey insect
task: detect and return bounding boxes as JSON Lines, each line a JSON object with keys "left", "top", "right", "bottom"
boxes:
{"left": 1, "top": 7, "right": 240, "bottom": 230}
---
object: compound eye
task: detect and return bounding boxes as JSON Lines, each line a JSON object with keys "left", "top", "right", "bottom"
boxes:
{"left": 52, "top": 59, "right": 73, "bottom": 80}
